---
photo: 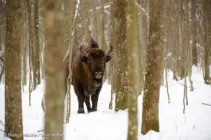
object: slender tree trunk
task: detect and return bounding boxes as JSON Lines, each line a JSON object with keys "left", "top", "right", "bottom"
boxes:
{"left": 172, "top": 0, "right": 179, "bottom": 81}
{"left": 26, "top": 0, "right": 34, "bottom": 105}
{"left": 81, "top": 0, "right": 90, "bottom": 36}
{"left": 0, "top": 10, "right": 5, "bottom": 83}
{"left": 141, "top": 0, "right": 164, "bottom": 134}
{"left": 203, "top": 0, "right": 211, "bottom": 84}
{"left": 190, "top": 0, "right": 198, "bottom": 66}
{"left": 34, "top": 0, "right": 41, "bottom": 85}
{"left": 22, "top": 22, "right": 27, "bottom": 86}
{"left": 114, "top": 0, "right": 128, "bottom": 111}
{"left": 100, "top": 0, "right": 107, "bottom": 81}
{"left": 43, "top": 0, "right": 66, "bottom": 139}
{"left": 109, "top": 3, "right": 115, "bottom": 109}
{"left": 107, "top": 3, "right": 114, "bottom": 85}
{"left": 63, "top": 0, "right": 76, "bottom": 123}
{"left": 92, "top": 0, "right": 98, "bottom": 39}
{"left": 4, "top": 1, "right": 23, "bottom": 139}
{"left": 73, "top": 0, "right": 87, "bottom": 48}
{"left": 137, "top": 0, "right": 146, "bottom": 91}
{"left": 127, "top": 0, "right": 140, "bottom": 139}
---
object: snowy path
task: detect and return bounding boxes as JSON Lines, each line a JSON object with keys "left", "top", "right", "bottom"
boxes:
{"left": 1, "top": 68, "right": 211, "bottom": 140}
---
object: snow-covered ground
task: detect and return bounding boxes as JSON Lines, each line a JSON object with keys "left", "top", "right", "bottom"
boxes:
{"left": 0, "top": 66, "right": 211, "bottom": 140}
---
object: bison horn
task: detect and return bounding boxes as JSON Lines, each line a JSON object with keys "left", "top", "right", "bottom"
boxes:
{"left": 106, "top": 44, "right": 113, "bottom": 55}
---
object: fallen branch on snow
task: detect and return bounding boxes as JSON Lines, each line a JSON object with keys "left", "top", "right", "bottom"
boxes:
{"left": 202, "top": 103, "right": 211, "bottom": 107}
{"left": 37, "top": 129, "right": 44, "bottom": 133}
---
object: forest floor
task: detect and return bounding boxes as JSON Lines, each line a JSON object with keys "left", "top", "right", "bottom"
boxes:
{"left": 0, "top": 66, "right": 211, "bottom": 140}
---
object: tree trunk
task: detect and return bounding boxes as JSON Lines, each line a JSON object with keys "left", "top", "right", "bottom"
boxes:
{"left": 137, "top": 0, "right": 146, "bottom": 92}
{"left": 26, "top": 0, "right": 35, "bottom": 103}
{"left": 34, "top": 0, "right": 41, "bottom": 85}
{"left": 43, "top": 0, "right": 66, "bottom": 139}
{"left": 190, "top": 0, "right": 198, "bottom": 66}
{"left": 141, "top": 0, "right": 164, "bottom": 134}
{"left": 114, "top": 0, "right": 128, "bottom": 111}
{"left": 109, "top": 3, "right": 115, "bottom": 109}
{"left": 127, "top": 0, "right": 140, "bottom": 139}
{"left": 63, "top": 0, "right": 76, "bottom": 123}
{"left": 100, "top": 0, "right": 107, "bottom": 81}
{"left": 73, "top": 0, "right": 88, "bottom": 49}
{"left": 21, "top": 18, "right": 27, "bottom": 86}
{"left": 91, "top": 0, "right": 98, "bottom": 39}
{"left": 4, "top": 1, "right": 23, "bottom": 139}
{"left": 203, "top": 0, "right": 211, "bottom": 84}
{"left": 172, "top": 0, "right": 179, "bottom": 81}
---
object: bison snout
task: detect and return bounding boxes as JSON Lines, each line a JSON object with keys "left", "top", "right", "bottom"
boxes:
{"left": 94, "top": 72, "right": 103, "bottom": 79}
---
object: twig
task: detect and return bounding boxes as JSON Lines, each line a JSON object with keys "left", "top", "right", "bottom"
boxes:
{"left": 66, "top": 82, "right": 71, "bottom": 123}
{"left": 165, "top": 69, "right": 171, "bottom": 103}
{"left": 37, "top": 129, "right": 44, "bottom": 133}
{"left": 135, "top": 2, "right": 150, "bottom": 19}
{"left": 202, "top": 103, "right": 211, "bottom": 107}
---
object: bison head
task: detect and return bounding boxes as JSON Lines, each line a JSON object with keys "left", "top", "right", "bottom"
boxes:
{"left": 80, "top": 45, "right": 112, "bottom": 81}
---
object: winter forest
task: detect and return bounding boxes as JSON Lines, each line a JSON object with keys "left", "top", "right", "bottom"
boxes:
{"left": 0, "top": 0, "right": 211, "bottom": 140}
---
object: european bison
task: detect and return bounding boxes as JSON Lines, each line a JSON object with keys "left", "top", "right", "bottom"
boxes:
{"left": 41, "top": 37, "right": 112, "bottom": 113}
{"left": 70, "top": 38, "right": 112, "bottom": 113}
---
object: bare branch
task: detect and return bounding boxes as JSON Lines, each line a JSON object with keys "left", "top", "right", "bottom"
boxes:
{"left": 135, "top": 2, "right": 150, "bottom": 19}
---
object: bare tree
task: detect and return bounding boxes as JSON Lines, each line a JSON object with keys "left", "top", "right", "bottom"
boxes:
{"left": 0, "top": 0, "right": 6, "bottom": 83}
{"left": 34, "top": 0, "right": 41, "bottom": 85}
{"left": 203, "top": 0, "right": 211, "bottom": 84}
{"left": 4, "top": 0, "right": 23, "bottom": 140}
{"left": 100, "top": 0, "right": 107, "bottom": 81}
{"left": 21, "top": 1, "right": 27, "bottom": 87}
{"left": 190, "top": 0, "right": 198, "bottom": 66}
{"left": 141, "top": 0, "right": 164, "bottom": 134}
{"left": 26, "top": 0, "right": 34, "bottom": 106}
{"left": 127, "top": 0, "right": 140, "bottom": 139}
{"left": 114, "top": 0, "right": 128, "bottom": 111}
{"left": 42, "top": 0, "right": 66, "bottom": 139}
{"left": 63, "top": 0, "right": 77, "bottom": 123}
{"left": 109, "top": 2, "right": 115, "bottom": 109}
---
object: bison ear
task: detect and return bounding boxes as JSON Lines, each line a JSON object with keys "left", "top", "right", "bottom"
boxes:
{"left": 106, "top": 55, "right": 111, "bottom": 62}
{"left": 80, "top": 55, "right": 88, "bottom": 63}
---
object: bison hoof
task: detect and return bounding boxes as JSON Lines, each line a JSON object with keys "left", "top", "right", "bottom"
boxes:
{"left": 91, "top": 108, "right": 97, "bottom": 112}
{"left": 77, "top": 108, "right": 85, "bottom": 114}
{"left": 87, "top": 109, "right": 92, "bottom": 113}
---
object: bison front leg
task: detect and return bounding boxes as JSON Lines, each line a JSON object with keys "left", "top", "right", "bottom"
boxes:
{"left": 91, "top": 87, "right": 102, "bottom": 112}
{"left": 76, "top": 94, "right": 85, "bottom": 113}
{"left": 74, "top": 86, "right": 85, "bottom": 113}
{"left": 84, "top": 95, "right": 92, "bottom": 113}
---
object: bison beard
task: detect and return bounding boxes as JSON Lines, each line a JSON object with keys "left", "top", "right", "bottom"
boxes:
{"left": 71, "top": 39, "right": 112, "bottom": 113}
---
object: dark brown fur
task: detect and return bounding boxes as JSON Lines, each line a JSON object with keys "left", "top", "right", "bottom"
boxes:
{"left": 68, "top": 38, "right": 112, "bottom": 113}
